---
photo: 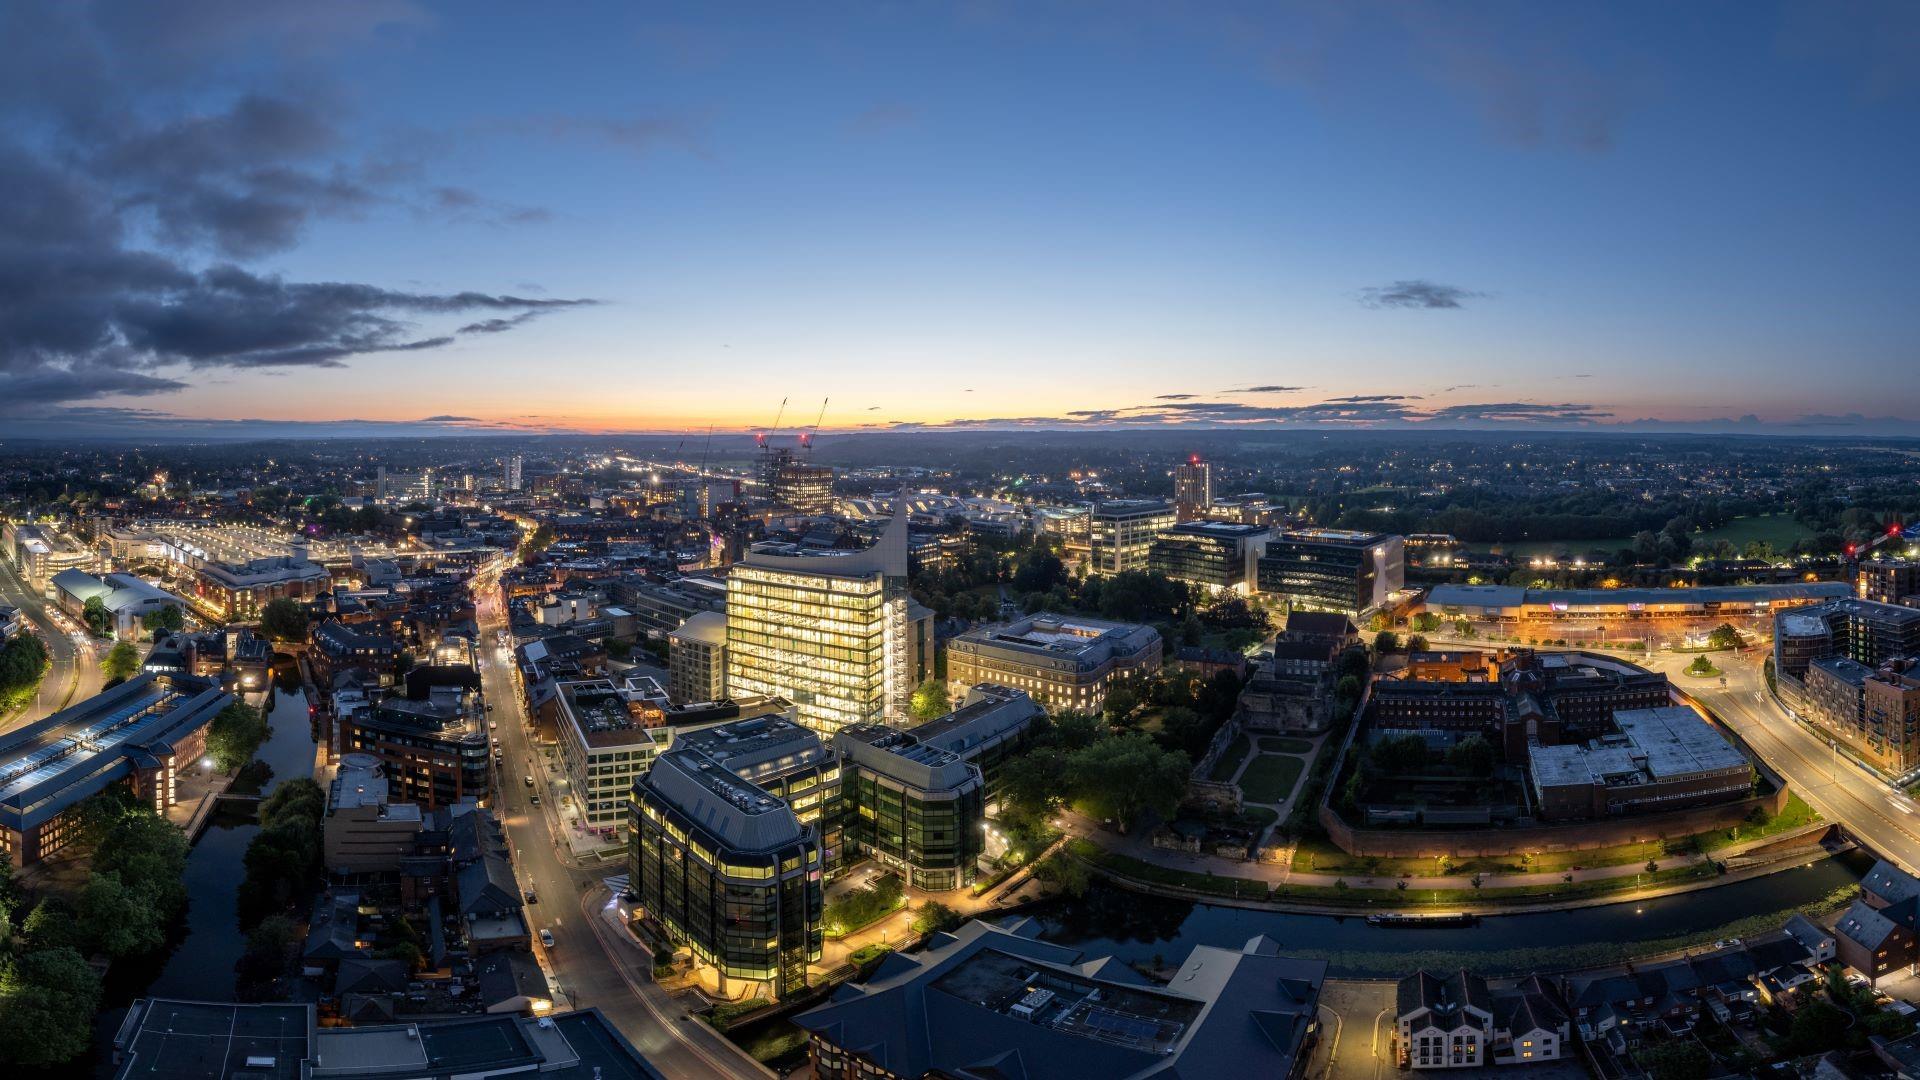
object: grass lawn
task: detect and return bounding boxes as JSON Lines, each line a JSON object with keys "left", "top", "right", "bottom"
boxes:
{"left": 1069, "top": 839, "right": 1271, "bottom": 901}
{"left": 1465, "top": 536, "right": 1636, "bottom": 556}
{"left": 1208, "top": 734, "right": 1254, "bottom": 782}
{"left": 1258, "top": 736, "right": 1315, "bottom": 754}
{"left": 1683, "top": 662, "right": 1724, "bottom": 678}
{"left": 1238, "top": 753, "right": 1306, "bottom": 803}
{"left": 1695, "top": 514, "right": 1813, "bottom": 551}
{"left": 1241, "top": 805, "right": 1279, "bottom": 826}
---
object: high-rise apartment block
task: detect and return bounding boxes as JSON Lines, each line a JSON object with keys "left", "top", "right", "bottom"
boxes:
{"left": 1173, "top": 455, "right": 1212, "bottom": 520}
{"left": 727, "top": 508, "right": 913, "bottom": 735}
{"left": 505, "top": 454, "right": 523, "bottom": 491}
{"left": 1087, "top": 500, "right": 1176, "bottom": 575}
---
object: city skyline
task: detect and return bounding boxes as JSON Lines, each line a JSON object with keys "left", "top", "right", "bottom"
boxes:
{"left": 4, "top": 3, "right": 1919, "bottom": 441}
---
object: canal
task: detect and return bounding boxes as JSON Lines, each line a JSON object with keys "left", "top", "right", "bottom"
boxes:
{"left": 1034, "top": 848, "right": 1872, "bottom": 978}
{"left": 89, "top": 686, "right": 318, "bottom": 1066}
{"left": 721, "top": 849, "right": 1870, "bottom": 1071}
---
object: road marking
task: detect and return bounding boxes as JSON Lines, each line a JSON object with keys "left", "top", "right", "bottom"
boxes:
{"left": 1892, "top": 797, "right": 1913, "bottom": 815}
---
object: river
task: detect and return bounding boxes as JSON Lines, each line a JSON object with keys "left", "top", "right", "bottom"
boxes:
{"left": 1033, "top": 848, "right": 1872, "bottom": 978}
{"left": 87, "top": 686, "right": 318, "bottom": 1069}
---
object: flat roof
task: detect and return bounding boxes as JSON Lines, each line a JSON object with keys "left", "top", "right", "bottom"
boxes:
{"left": 112, "top": 999, "right": 312, "bottom": 1080}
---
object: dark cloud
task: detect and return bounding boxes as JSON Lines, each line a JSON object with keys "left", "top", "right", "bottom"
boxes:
{"left": 1232, "top": 385, "right": 1305, "bottom": 393}
{"left": 1422, "top": 402, "right": 1611, "bottom": 425}
{"left": 420, "top": 414, "right": 480, "bottom": 422}
{"left": 0, "top": 6, "right": 587, "bottom": 413}
{"left": 1155, "top": 393, "right": 1199, "bottom": 400}
{"left": 1324, "top": 394, "right": 1421, "bottom": 402}
{"left": 1358, "top": 280, "right": 1485, "bottom": 310}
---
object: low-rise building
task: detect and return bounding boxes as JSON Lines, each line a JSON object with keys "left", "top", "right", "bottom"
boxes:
{"left": 796, "top": 918, "right": 1326, "bottom": 1080}
{"left": 337, "top": 668, "right": 490, "bottom": 809}
{"left": 946, "top": 613, "right": 1161, "bottom": 715}
{"left": 51, "top": 568, "right": 186, "bottom": 639}
{"left": 905, "top": 685, "right": 1043, "bottom": 807}
{"left": 1396, "top": 970, "right": 1571, "bottom": 1069}
{"left": 1527, "top": 706, "right": 1752, "bottom": 821}
{"left": 0, "top": 673, "right": 229, "bottom": 866}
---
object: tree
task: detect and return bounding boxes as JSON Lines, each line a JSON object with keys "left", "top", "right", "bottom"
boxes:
{"left": 910, "top": 901, "right": 962, "bottom": 935}
{"left": 909, "top": 679, "right": 951, "bottom": 721}
{"left": 77, "top": 871, "right": 166, "bottom": 958}
{"left": 518, "top": 523, "right": 556, "bottom": 560}
{"left": 206, "top": 699, "right": 270, "bottom": 772}
{"left": 1782, "top": 1000, "right": 1851, "bottom": 1057}
{"left": 1445, "top": 734, "right": 1495, "bottom": 777}
{"left": 1687, "top": 654, "right": 1715, "bottom": 676}
{"left": 1103, "top": 683, "right": 1142, "bottom": 725}
{"left": 1049, "top": 712, "right": 1106, "bottom": 751}
{"left": 1410, "top": 612, "right": 1441, "bottom": 634}
{"left": 81, "top": 594, "right": 112, "bottom": 637}
{"left": 1374, "top": 630, "right": 1398, "bottom": 653}
{"left": 101, "top": 639, "right": 141, "bottom": 685}
{"left": 259, "top": 598, "right": 309, "bottom": 642}
{"left": 0, "top": 632, "right": 49, "bottom": 703}
{"left": 1404, "top": 633, "right": 1430, "bottom": 653}
{"left": 1370, "top": 733, "right": 1429, "bottom": 775}
{"left": 21, "top": 898, "right": 82, "bottom": 950}
{"left": 1707, "top": 623, "right": 1743, "bottom": 650}
{"left": 141, "top": 604, "right": 185, "bottom": 638}
{"left": 235, "top": 915, "right": 299, "bottom": 1001}
{"left": 1064, "top": 732, "right": 1190, "bottom": 830}
{"left": 0, "top": 947, "right": 102, "bottom": 1067}
{"left": 1000, "top": 747, "right": 1068, "bottom": 824}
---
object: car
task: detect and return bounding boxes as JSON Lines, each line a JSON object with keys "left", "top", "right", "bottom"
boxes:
{"left": 524, "top": 775, "right": 534, "bottom": 787}
{"left": 488, "top": 719, "right": 497, "bottom": 730}
{"left": 539, "top": 929, "right": 555, "bottom": 948}
{"left": 1713, "top": 938, "right": 1742, "bottom": 950}
{"left": 530, "top": 793, "right": 540, "bottom": 805}
{"left": 524, "top": 889, "right": 537, "bottom": 904}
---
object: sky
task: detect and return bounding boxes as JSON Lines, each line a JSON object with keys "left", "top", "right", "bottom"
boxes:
{"left": 3, "top": 1, "right": 1918, "bottom": 440}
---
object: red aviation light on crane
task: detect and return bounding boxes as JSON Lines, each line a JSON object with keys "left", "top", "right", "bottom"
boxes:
{"left": 1892, "top": 524, "right": 1905, "bottom": 537}
{"left": 1846, "top": 543, "right": 1858, "bottom": 557}
{"left": 1188, "top": 454, "right": 1200, "bottom": 465}
{"left": 754, "top": 431, "right": 766, "bottom": 445}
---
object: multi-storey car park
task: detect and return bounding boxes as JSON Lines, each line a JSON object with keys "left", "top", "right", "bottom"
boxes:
{"left": 0, "top": 673, "right": 229, "bottom": 867}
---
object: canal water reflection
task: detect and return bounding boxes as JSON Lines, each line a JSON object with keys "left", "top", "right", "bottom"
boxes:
{"left": 1035, "top": 848, "right": 1871, "bottom": 977}
{"left": 90, "top": 687, "right": 318, "bottom": 1068}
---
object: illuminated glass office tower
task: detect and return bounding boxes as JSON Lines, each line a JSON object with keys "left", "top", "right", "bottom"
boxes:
{"left": 726, "top": 506, "right": 912, "bottom": 735}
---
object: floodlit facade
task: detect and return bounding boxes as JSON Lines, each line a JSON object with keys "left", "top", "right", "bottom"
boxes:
{"left": 668, "top": 610, "right": 728, "bottom": 705}
{"left": 1088, "top": 500, "right": 1176, "bottom": 574}
{"left": 1258, "top": 528, "right": 1404, "bottom": 614}
{"left": 726, "top": 506, "right": 912, "bottom": 735}
{"left": 1148, "top": 521, "right": 1270, "bottom": 594}
{"left": 630, "top": 744, "right": 825, "bottom": 999}
{"left": 946, "top": 613, "right": 1162, "bottom": 715}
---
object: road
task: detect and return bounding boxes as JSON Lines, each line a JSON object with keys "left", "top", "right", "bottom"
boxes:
{"left": 469, "top": 558, "right": 758, "bottom": 1080}
{"left": 0, "top": 555, "right": 102, "bottom": 731}
{"left": 1633, "top": 646, "right": 1920, "bottom": 874}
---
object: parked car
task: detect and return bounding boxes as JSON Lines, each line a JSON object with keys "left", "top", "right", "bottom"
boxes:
{"left": 539, "top": 929, "right": 555, "bottom": 948}
{"left": 524, "top": 889, "right": 537, "bottom": 904}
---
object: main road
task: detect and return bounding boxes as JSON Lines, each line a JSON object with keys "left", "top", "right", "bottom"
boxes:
{"left": 468, "top": 558, "right": 758, "bottom": 1080}
{"left": 0, "top": 555, "right": 102, "bottom": 731}
{"left": 1644, "top": 647, "right": 1920, "bottom": 873}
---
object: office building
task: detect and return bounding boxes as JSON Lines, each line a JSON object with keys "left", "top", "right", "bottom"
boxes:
{"left": 1173, "top": 455, "right": 1212, "bottom": 520}
{"left": 1087, "top": 500, "right": 1176, "bottom": 575}
{"left": 726, "top": 506, "right": 912, "bottom": 735}
{"left": 797, "top": 918, "right": 1326, "bottom": 1080}
{"left": 946, "top": 613, "right": 1162, "bottom": 715}
{"left": 194, "top": 555, "right": 332, "bottom": 620}
{"left": 630, "top": 745, "right": 824, "bottom": 999}
{"left": 668, "top": 610, "right": 727, "bottom": 705}
{"left": 321, "top": 755, "right": 426, "bottom": 878}
{"left": 1148, "top": 521, "right": 1269, "bottom": 594}
{"left": 50, "top": 569, "right": 186, "bottom": 639}
{"left": 906, "top": 685, "right": 1044, "bottom": 806}
{"left": 1527, "top": 706, "right": 1752, "bottom": 821}
{"left": 3, "top": 523, "right": 93, "bottom": 587}
{"left": 1257, "top": 528, "right": 1404, "bottom": 614}
{"left": 773, "top": 463, "right": 835, "bottom": 514}
{"left": 0, "top": 673, "right": 228, "bottom": 867}
{"left": 672, "top": 715, "right": 844, "bottom": 865}
{"left": 833, "top": 724, "right": 985, "bottom": 891}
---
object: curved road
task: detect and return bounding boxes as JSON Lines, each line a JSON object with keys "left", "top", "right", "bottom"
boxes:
{"left": 1643, "top": 647, "right": 1920, "bottom": 873}
{"left": 0, "top": 556, "right": 102, "bottom": 731}
{"left": 469, "top": 563, "right": 758, "bottom": 1080}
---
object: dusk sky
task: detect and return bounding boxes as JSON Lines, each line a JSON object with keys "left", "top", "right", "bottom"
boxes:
{"left": 4, "top": 2, "right": 1918, "bottom": 439}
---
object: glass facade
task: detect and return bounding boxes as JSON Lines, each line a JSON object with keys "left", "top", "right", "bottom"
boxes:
{"left": 630, "top": 789, "right": 824, "bottom": 999}
{"left": 1089, "top": 503, "right": 1175, "bottom": 574}
{"left": 726, "top": 565, "right": 908, "bottom": 735}
{"left": 1148, "top": 530, "right": 1247, "bottom": 590}
{"left": 844, "top": 772, "right": 983, "bottom": 891}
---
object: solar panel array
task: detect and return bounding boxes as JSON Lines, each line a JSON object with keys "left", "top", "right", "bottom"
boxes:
{"left": 0, "top": 689, "right": 177, "bottom": 803}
